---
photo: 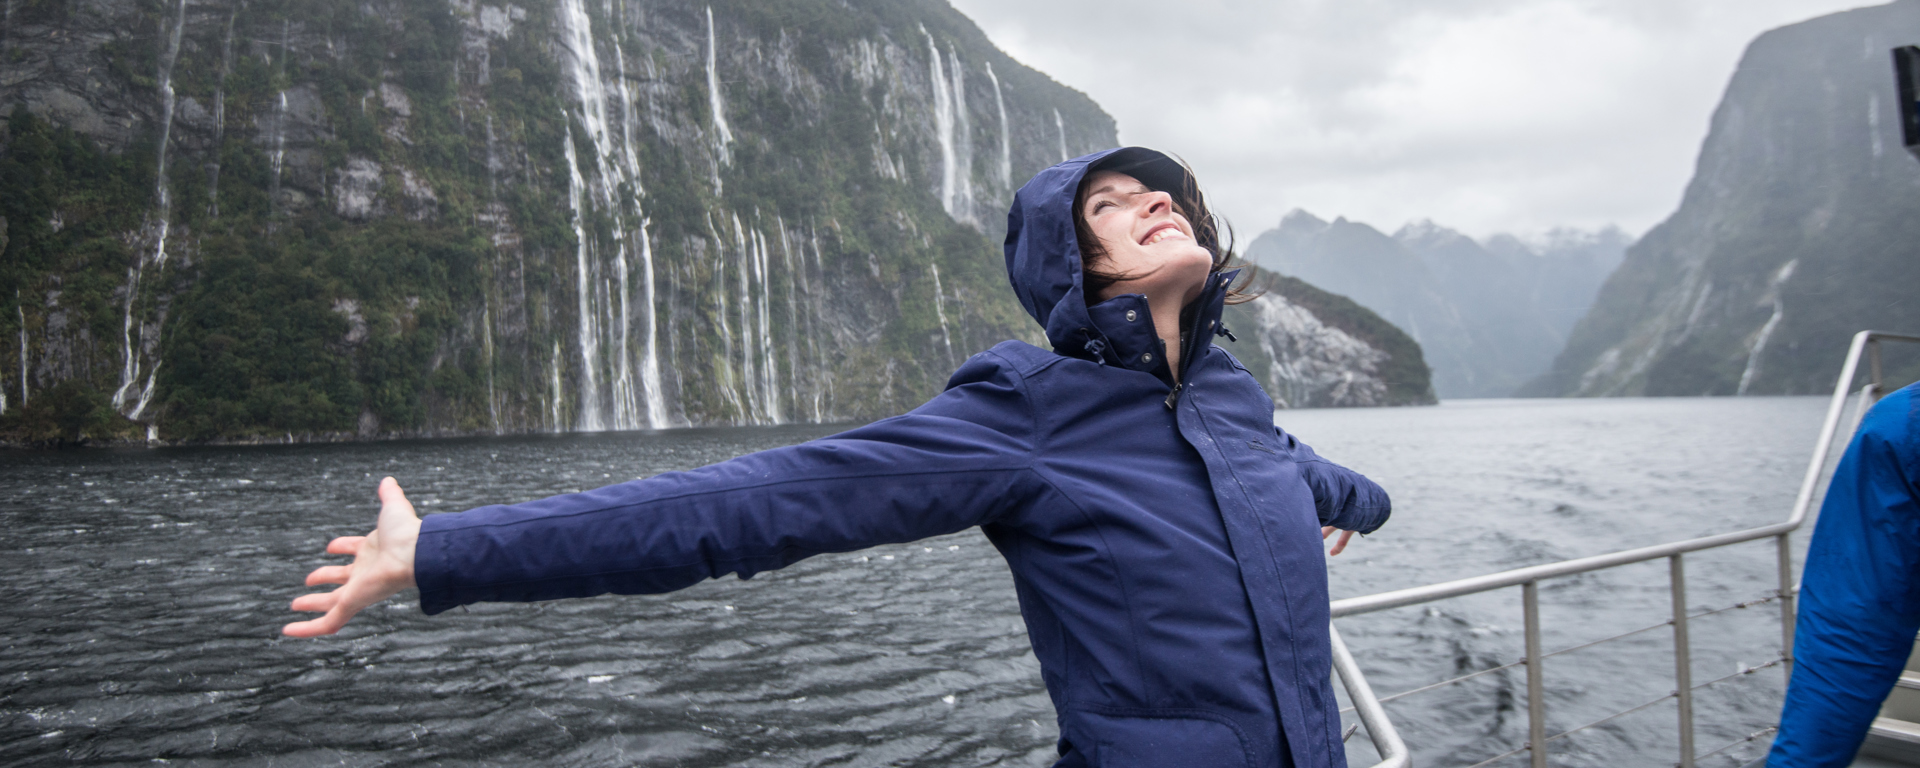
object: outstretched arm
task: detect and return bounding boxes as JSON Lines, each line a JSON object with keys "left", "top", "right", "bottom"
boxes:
{"left": 283, "top": 477, "right": 421, "bottom": 637}
{"left": 286, "top": 348, "right": 1045, "bottom": 630}
{"left": 1274, "top": 427, "right": 1391, "bottom": 548}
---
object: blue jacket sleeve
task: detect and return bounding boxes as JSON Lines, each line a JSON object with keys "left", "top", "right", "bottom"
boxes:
{"left": 1771, "top": 383, "right": 1920, "bottom": 767}
{"left": 1274, "top": 427, "right": 1391, "bottom": 534}
{"left": 413, "top": 350, "right": 1045, "bottom": 615}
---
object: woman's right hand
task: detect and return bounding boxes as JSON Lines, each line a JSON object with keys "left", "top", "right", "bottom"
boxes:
{"left": 283, "top": 476, "right": 422, "bottom": 637}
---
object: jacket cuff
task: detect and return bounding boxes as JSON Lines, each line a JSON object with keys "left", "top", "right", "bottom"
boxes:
{"left": 415, "top": 512, "right": 461, "bottom": 615}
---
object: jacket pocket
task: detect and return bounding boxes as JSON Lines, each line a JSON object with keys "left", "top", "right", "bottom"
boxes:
{"left": 1076, "top": 708, "right": 1252, "bottom": 768}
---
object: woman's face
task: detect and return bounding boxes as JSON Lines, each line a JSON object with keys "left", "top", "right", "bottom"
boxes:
{"left": 1079, "top": 171, "right": 1214, "bottom": 305}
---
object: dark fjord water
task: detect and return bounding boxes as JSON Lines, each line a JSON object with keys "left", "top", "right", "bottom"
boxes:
{"left": 1, "top": 397, "right": 1830, "bottom": 767}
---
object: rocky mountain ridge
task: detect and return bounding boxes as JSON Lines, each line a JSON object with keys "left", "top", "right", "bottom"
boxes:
{"left": 1244, "top": 210, "right": 1626, "bottom": 398}
{"left": 1523, "top": 0, "right": 1920, "bottom": 397}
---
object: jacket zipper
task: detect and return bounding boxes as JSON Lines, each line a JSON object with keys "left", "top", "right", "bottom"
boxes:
{"left": 1164, "top": 383, "right": 1182, "bottom": 410}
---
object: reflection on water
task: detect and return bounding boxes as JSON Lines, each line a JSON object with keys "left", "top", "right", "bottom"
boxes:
{"left": 1, "top": 397, "right": 1828, "bottom": 766}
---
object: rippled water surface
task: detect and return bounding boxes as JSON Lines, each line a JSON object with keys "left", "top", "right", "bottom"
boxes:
{"left": 1, "top": 397, "right": 1833, "bottom": 767}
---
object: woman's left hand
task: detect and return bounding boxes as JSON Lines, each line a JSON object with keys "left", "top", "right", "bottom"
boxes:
{"left": 1321, "top": 526, "right": 1355, "bottom": 556}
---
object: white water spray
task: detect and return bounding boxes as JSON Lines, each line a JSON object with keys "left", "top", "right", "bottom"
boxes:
{"left": 985, "top": 61, "right": 1010, "bottom": 190}
{"left": 1054, "top": 108, "right": 1069, "bottom": 161}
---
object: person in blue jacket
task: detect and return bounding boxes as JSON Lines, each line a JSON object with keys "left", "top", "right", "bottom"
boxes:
{"left": 285, "top": 147, "right": 1391, "bottom": 768}
{"left": 1770, "top": 379, "right": 1920, "bottom": 766}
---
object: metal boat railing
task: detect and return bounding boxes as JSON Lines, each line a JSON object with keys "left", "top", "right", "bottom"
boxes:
{"left": 1329, "top": 330, "right": 1920, "bottom": 768}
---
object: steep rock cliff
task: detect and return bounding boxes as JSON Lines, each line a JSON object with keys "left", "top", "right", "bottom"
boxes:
{"left": 0, "top": 0, "right": 1118, "bottom": 441}
{"left": 1523, "top": 1, "right": 1920, "bottom": 397}
{"left": 1219, "top": 275, "right": 1436, "bottom": 408}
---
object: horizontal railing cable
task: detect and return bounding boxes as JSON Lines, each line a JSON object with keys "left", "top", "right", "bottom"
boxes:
{"left": 1693, "top": 726, "right": 1778, "bottom": 764}
{"left": 1419, "top": 656, "right": 1786, "bottom": 766}
{"left": 1545, "top": 690, "right": 1678, "bottom": 744}
{"left": 1339, "top": 594, "right": 1783, "bottom": 716}
{"left": 1688, "top": 657, "right": 1786, "bottom": 693}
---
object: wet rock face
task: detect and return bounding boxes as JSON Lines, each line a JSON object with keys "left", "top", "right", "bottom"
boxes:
{"left": 1526, "top": 1, "right": 1920, "bottom": 397}
{"left": 0, "top": 0, "right": 1128, "bottom": 441}
{"left": 1245, "top": 293, "right": 1391, "bottom": 409}
{"left": 1220, "top": 275, "right": 1437, "bottom": 409}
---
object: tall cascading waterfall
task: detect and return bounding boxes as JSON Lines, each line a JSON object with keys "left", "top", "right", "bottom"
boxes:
{"left": 752, "top": 228, "right": 780, "bottom": 423}
{"left": 704, "top": 6, "right": 732, "bottom": 195}
{"left": 110, "top": 0, "right": 187, "bottom": 425}
{"left": 986, "top": 62, "right": 1011, "bottom": 190}
{"left": 923, "top": 30, "right": 973, "bottom": 225}
{"left": 560, "top": 130, "right": 604, "bottom": 430}
{"left": 554, "top": 0, "right": 668, "bottom": 431}
{"left": 718, "top": 215, "right": 783, "bottom": 425}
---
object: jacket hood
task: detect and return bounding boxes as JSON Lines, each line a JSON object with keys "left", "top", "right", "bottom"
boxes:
{"left": 1002, "top": 147, "right": 1236, "bottom": 377}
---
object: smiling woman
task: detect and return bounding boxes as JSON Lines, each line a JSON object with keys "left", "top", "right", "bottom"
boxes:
{"left": 287, "top": 147, "right": 1390, "bottom": 768}
{"left": 1072, "top": 151, "right": 1257, "bottom": 379}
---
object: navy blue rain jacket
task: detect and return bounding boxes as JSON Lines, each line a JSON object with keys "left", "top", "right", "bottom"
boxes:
{"left": 415, "top": 147, "right": 1392, "bottom": 768}
{"left": 1770, "top": 380, "right": 1920, "bottom": 766}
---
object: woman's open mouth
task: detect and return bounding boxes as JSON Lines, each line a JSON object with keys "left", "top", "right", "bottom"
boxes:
{"left": 1140, "top": 223, "right": 1189, "bottom": 245}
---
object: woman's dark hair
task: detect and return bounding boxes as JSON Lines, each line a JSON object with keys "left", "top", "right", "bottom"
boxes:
{"left": 1073, "top": 152, "right": 1259, "bottom": 306}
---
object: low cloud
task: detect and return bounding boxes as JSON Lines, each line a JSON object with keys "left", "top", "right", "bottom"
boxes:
{"left": 950, "top": 0, "right": 1875, "bottom": 239}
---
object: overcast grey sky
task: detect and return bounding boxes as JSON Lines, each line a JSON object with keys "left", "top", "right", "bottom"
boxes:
{"left": 947, "top": 0, "right": 1880, "bottom": 240}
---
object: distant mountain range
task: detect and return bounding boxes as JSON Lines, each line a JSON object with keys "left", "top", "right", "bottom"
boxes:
{"left": 1523, "top": 0, "right": 1920, "bottom": 396}
{"left": 1242, "top": 212, "right": 1626, "bottom": 398}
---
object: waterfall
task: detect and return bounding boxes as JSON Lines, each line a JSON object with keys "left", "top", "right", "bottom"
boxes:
{"left": 705, "top": 6, "right": 732, "bottom": 191}
{"left": 986, "top": 61, "right": 1010, "bottom": 190}
{"left": 753, "top": 228, "right": 781, "bottom": 424}
{"left": 637, "top": 224, "right": 667, "bottom": 428}
{"left": 555, "top": 0, "right": 668, "bottom": 430}
{"left": 207, "top": 6, "right": 237, "bottom": 218}
{"left": 561, "top": 130, "right": 603, "bottom": 430}
{"left": 110, "top": 0, "right": 187, "bottom": 420}
{"left": 808, "top": 224, "right": 833, "bottom": 419}
{"left": 710, "top": 222, "right": 743, "bottom": 420}
{"left": 1054, "top": 109, "right": 1069, "bottom": 162}
{"left": 483, "top": 305, "right": 499, "bottom": 433}
{"left": 776, "top": 218, "right": 805, "bottom": 422}
{"left": 268, "top": 90, "right": 288, "bottom": 221}
{"left": 549, "top": 340, "right": 564, "bottom": 432}
{"left": 947, "top": 49, "right": 973, "bottom": 222}
{"left": 1737, "top": 259, "right": 1800, "bottom": 396}
{"left": 612, "top": 39, "right": 667, "bottom": 429}
{"left": 931, "top": 263, "right": 954, "bottom": 368}
{"left": 267, "top": 21, "right": 290, "bottom": 224}
{"left": 924, "top": 30, "right": 964, "bottom": 223}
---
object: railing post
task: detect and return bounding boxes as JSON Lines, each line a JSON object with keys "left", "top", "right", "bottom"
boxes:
{"left": 1525, "top": 580, "right": 1546, "bottom": 768}
{"left": 1672, "top": 554, "right": 1695, "bottom": 768}
{"left": 1778, "top": 533, "right": 1796, "bottom": 676}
